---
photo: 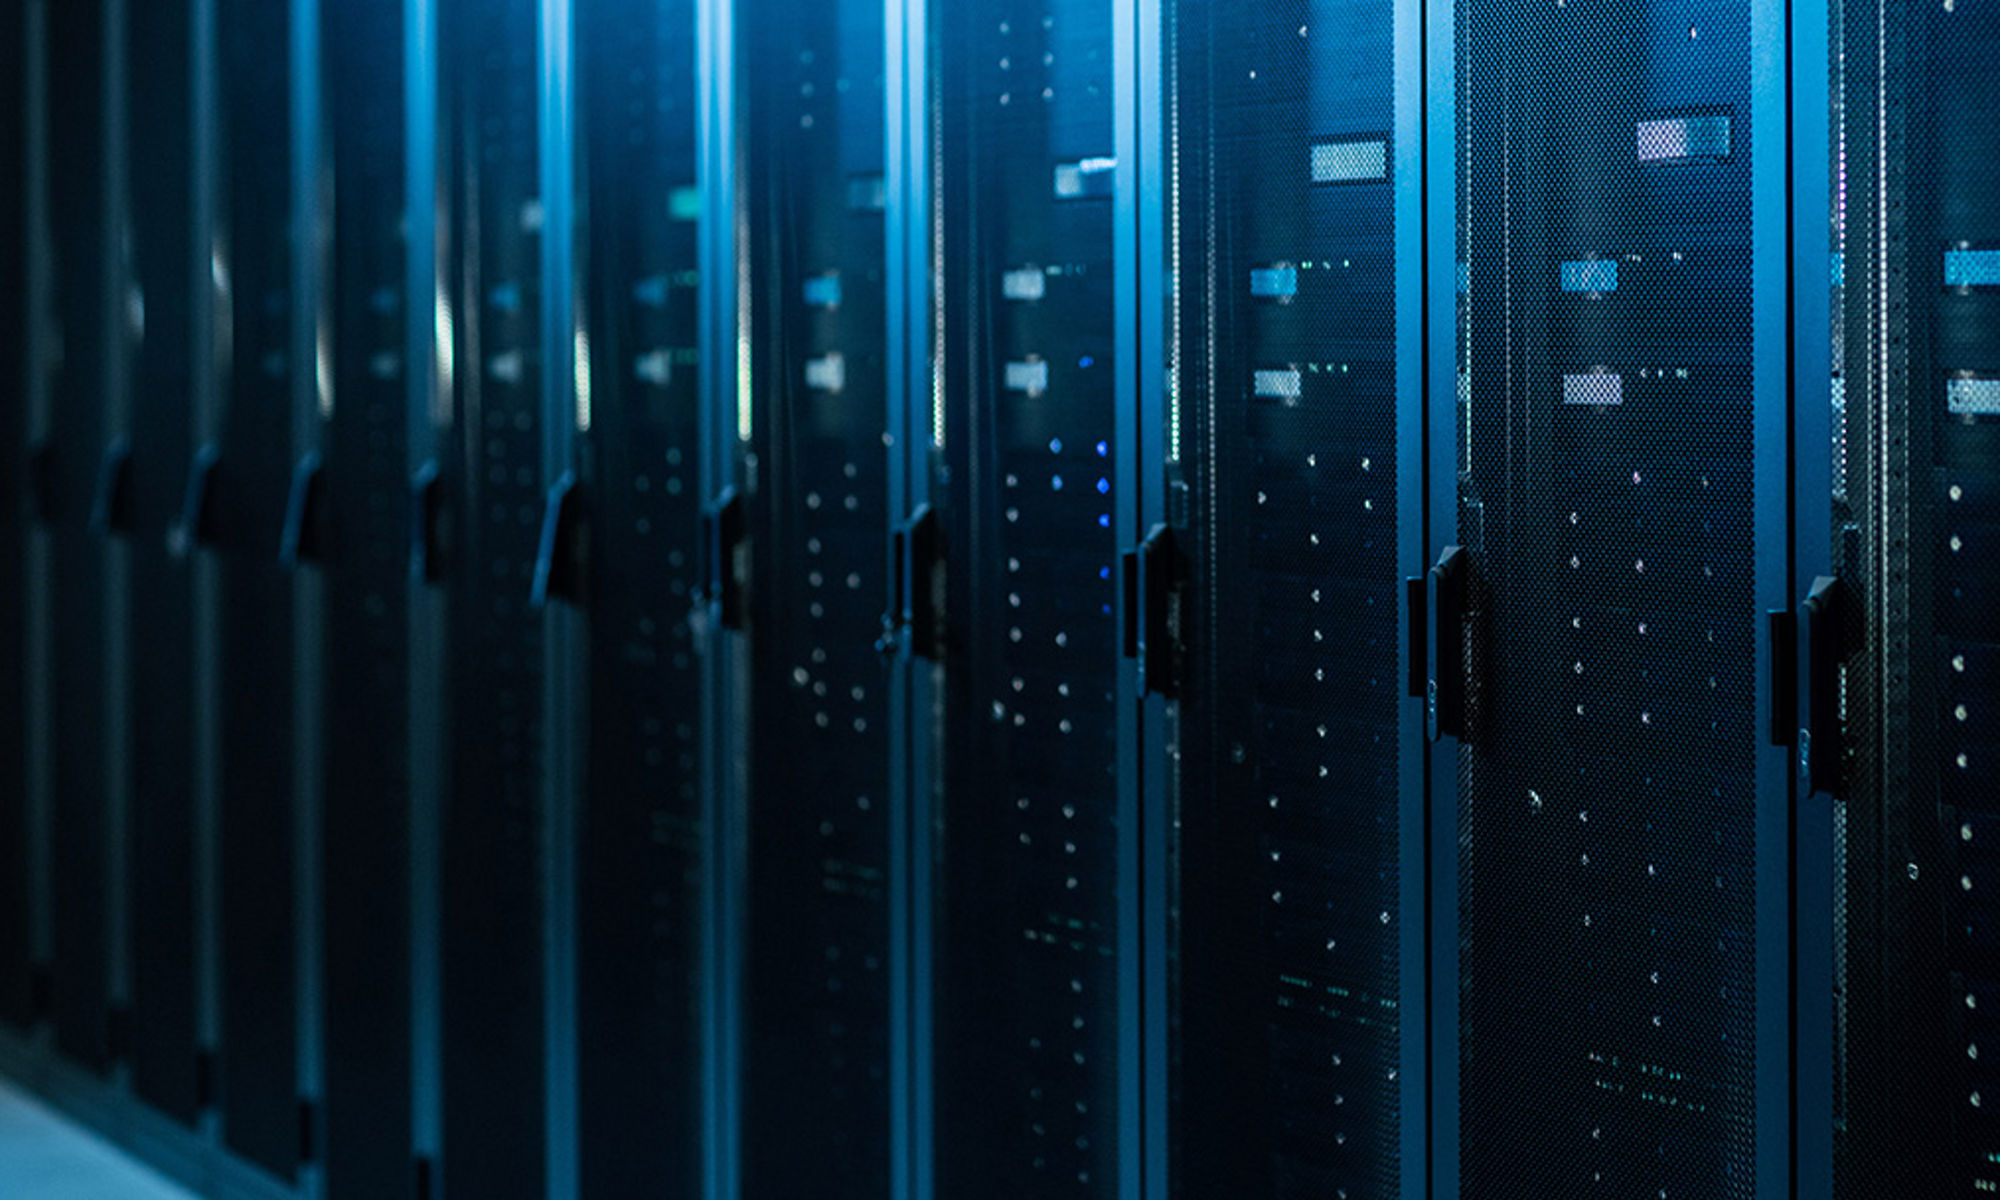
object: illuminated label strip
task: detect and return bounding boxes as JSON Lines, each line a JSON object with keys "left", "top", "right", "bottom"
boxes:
{"left": 1945, "top": 249, "right": 2000, "bottom": 287}
{"left": 1250, "top": 264, "right": 1298, "bottom": 298}
{"left": 1636, "top": 114, "right": 1731, "bottom": 162}
{"left": 1053, "top": 157, "right": 1117, "bottom": 199}
{"left": 1561, "top": 260, "right": 1619, "bottom": 292}
{"left": 1310, "top": 138, "right": 1388, "bottom": 183}
{"left": 1563, "top": 372, "right": 1624, "bottom": 405}
{"left": 1947, "top": 377, "right": 2000, "bottom": 415}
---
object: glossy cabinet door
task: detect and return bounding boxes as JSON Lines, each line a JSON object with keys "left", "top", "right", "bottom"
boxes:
{"left": 123, "top": 0, "right": 203, "bottom": 1127}
{"left": 739, "top": 0, "right": 894, "bottom": 1192}
{"left": 215, "top": 0, "right": 303, "bottom": 1175}
{"left": 42, "top": 0, "right": 118, "bottom": 1078}
{"left": 0, "top": 0, "right": 35, "bottom": 1035}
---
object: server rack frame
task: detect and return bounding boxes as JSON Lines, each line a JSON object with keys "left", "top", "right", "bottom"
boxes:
{"left": 738, "top": 0, "right": 900, "bottom": 1194}
{"left": 920, "top": 0, "right": 1148, "bottom": 1193}
{"left": 1151, "top": 0, "right": 1430, "bottom": 1192}
{"left": 564, "top": 0, "right": 709, "bottom": 1196}
{"left": 1422, "top": 0, "right": 1798, "bottom": 1191}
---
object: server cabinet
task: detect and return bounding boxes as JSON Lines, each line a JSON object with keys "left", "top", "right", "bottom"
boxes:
{"left": 123, "top": 0, "right": 203, "bottom": 1126}
{"left": 1434, "top": 0, "right": 1792, "bottom": 1190}
{"left": 568, "top": 0, "right": 706, "bottom": 1194}
{"left": 930, "top": 1, "right": 1134, "bottom": 1192}
{"left": 319, "top": 0, "right": 416, "bottom": 1193}
{"left": 436, "top": 0, "right": 550, "bottom": 1190}
{"left": 42, "top": 0, "right": 118, "bottom": 1075}
{"left": 738, "top": 0, "right": 893, "bottom": 1192}
{"left": 0, "top": 0, "right": 33, "bottom": 1034}
{"left": 1164, "top": 0, "right": 1425, "bottom": 1194}
{"left": 1819, "top": 0, "right": 2000, "bottom": 1190}
{"left": 215, "top": 0, "right": 303, "bottom": 1175}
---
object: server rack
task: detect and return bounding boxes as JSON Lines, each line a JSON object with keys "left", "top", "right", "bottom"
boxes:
{"left": 214, "top": 0, "right": 304, "bottom": 1176}
{"left": 122, "top": 0, "right": 204, "bottom": 1127}
{"left": 41, "top": 0, "right": 119, "bottom": 1077}
{"left": 433, "top": 0, "right": 554, "bottom": 1190}
{"left": 1429, "top": 0, "right": 1794, "bottom": 1191}
{"left": 0, "top": 0, "right": 33, "bottom": 1035}
{"left": 318, "top": 0, "right": 418, "bottom": 1193}
{"left": 928, "top": 1, "right": 1139, "bottom": 1193}
{"left": 1163, "top": 0, "right": 1426, "bottom": 1194}
{"left": 738, "top": 0, "right": 895, "bottom": 1193}
{"left": 564, "top": 0, "right": 706, "bottom": 1195}
{"left": 1816, "top": 0, "right": 2000, "bottom": 1190}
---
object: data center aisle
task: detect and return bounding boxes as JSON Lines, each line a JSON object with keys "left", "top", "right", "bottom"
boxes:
{"left": 0, "top": 1081, "right": 199, "bottom": 1199}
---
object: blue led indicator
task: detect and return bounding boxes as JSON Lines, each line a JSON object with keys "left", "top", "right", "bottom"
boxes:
{"left": 1098, "top": 514, "right": 1111, "bottom": 528}
{"left": 1099, "top": 566, "right": 1112, "bottom": 580}
{"left": 1078, "top": 355, "right": 1095, "bottom": 369}
{"left": 1095, "top": 441, "right": 1108, "bottom": 457}
{"left": 1052, "top": 475, "right": 1064, "bottom": 491}
{"left": 1560, "top": 260, "right": 1618, "bottom": 292}
{"left": 1095, "top": 477, "right": 1110, "bottom": 495}
{"left": 1049, "top": 438, "right": 1063, "bottom": 454}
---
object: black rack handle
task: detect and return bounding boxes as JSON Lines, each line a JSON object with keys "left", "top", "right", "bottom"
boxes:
{"left": 278, "top": 451, "right": 327, "bottom": 569}
{"left": 894, "top": 502, "right": 942, "bottom": 661}
{"left": 409, "top": 459, "right": 445, "bottom": 583}
{"left": 169, "top": 444, "right": 221, "bottom": 558}
{"left": 1799, "top": 575, "right": 1845, "bottom": 797}
{"left": 1404, "top": 575, "right": 1427, "bottom": 700}
{"left": 1425, "top": 545, "right": 1467, "bottom": 743}
{"left": 1132, "top": 523, "right": 1181, "bottom": 698}
{"left": 89, "top": 436, "right": 136, "bottom": 536}
{"left": 529, "top": 470, "right": 584, "bottom": 610}
{"left": 700, "top": 486, "right": 747, "bottom": 631}
{"left": 1766, "top": 608, "right": 1797, "bottom": 747}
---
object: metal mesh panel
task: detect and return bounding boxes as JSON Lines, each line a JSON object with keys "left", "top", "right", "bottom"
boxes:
{"left": 1453, "top": 0, "right": 1766, "bottom": 1190}
{"left": 438, "top": 0, "right": 548, "bottom": 1188}
{"left": 1170, "top": 0, "right": 1407, "bottom": 1195}
{"left": 740, "top": 0, "right": 893, "bottom": 1192}
{"left": 934, "top": 1, "right": 1125, "bottom": 1192}
{"left": 573, "top": 0, "right": 706, "bottom": 1194}
{"left": 1831, "top": 0, "right": 2000, "bottom": 1189}
{"left": 320, "top": 0, "right": 417, "bottom": 1191}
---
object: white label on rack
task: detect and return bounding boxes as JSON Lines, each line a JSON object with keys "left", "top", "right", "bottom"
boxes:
{"left": 1563, "top": 372, "right": 1623, "bottom": 405}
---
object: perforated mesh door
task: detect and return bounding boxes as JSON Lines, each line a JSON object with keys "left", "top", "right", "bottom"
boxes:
{"left": 1452, "top": 0, "right": 1779, "bottom": 1190}
{"left": 572, "top": 0, "right": 706, "bottom": 1193}
{"left": 1170, "top": 0, "right": 1413, "bottom": 1195}
{"left": 933, "top": 1, "right": 1126, "bottom": 1193}
{"left": 439, "top": 0, "right": 548, "bottom": 1188}
{"left": 739, "top": 0, "right": 894, "bottom": 1192}
{"left": 216, "top": 0, "right": 301, "bottom": 1171}
{"left": 124, "top": 0, "right": 201, "bottom": 1126}
{"left": 321, "top": 0, "right": 417, "bottom": 1192}
{"left": 1829, "top": 0, "right": 2000, "bottom": 1190}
